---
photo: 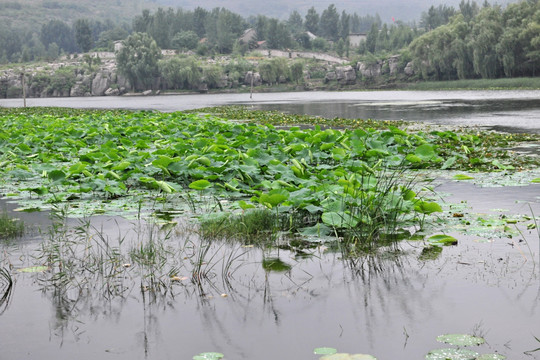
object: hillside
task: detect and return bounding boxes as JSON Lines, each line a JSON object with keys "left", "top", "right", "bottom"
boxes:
{"left": 0, "top": 0, "right": 159, "bottom": 29}
{"left": 155, "top": 0, "right": 515, "bottom": 22}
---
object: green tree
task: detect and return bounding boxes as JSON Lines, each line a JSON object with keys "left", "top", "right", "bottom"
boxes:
{"left": 41, "top": 20, "right": 77, "bottom": 53}
{"left": 335, "top": 38, "right": 345, "bottom": 57}
{"left": 158, "top": 56, "right": 201, "bottom": 89}
{"left": 305, "top": 7, "right": 320, "bottom": 35}
{"left": 289, "top": 60, "right": 304, "bottom": 84}
{"left": 117, "top": 32, "right": 162, "bottom": 91}
{"left": 172, "top": 31, "right": 199, "bottom": 51}
{"left": 287, "top": 10, "right": 304, "bottom": 34}
{"left": 470, "top": 6, "right": 503, "bottom": 78}
{"left": 74, "top": 19, "right": 94, "bottom": 53}
{"left": 339, "top": 11, "right": 350, "bottom": 40}
{"left": 320, "top": 4, "right": 339, "bottom": 41}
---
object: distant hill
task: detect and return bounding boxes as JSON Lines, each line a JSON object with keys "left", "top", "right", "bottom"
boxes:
{"left": 0, "top": 0, "right": 159, "bottom": 29}
{"left": 155, "top": 0, "right": 516, "bottom": 22}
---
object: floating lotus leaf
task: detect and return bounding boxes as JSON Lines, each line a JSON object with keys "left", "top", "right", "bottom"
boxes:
{"left": 320, "top": 353, "right": 377, "bottom": 360}
{"left": 476, "top": 354, "right": 506, "bottom": 360}
{"left": 18, "top": 266, "right": 48, "bottom": 273}
{"left": 454, "top": 174, "right": 475, "bottom": 180}
{"left": 425, "top": 348, "right": 479, "bottom": 360}
{"left": 427, "top": 234, "right": 458, "bottom": 246}
{"left": 436, "top": 334, "right": 485, "bottom": 346}
{"left": 314, "top": 347, "right": 338, "bottom": 355}
{"left": 192, "top": 352, "right": 224, "bottom": 360}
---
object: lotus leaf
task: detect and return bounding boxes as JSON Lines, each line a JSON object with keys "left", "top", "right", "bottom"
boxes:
{"left": 314, "top": 347, "right": 338, "bottom": 355}
{"left": 425, "top": 348, "right": 479, "bottom": 360}
{"left": 436, "top": 334, "right": 485, "bottom": 346}
{"left": 320, "top": 353, "right": 377, "bottom": 360}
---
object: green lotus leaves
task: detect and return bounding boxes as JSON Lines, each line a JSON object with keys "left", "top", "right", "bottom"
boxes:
{"left": 415, "top": 201, "right": 443, "bottom": 214}
{"left": 189, "top": 179, "right": 212, "bottom": 190}
{"left": 320, "top": 354, "right": 377, "bottom": 360}
{"left": 314, "top": 347, "right": 338, "bottom": 355}
{"left": 476, "top": 354, "right": 506, "bottom": 360}
{"left": 436, "top": 334, "right": 485, "bottom": 346}
{"left": 18, "top": 266, "right": 48, "bottom": 273}
{"left": 428, "top": 234, "right": 458, "bottom": 246}
{"left": 425, "top": 348, "right": 479, "bottom": 360}
{"left": 192, "top": 352, "right": 224, "bottom": 360}
{"left": 454, "top": 174, "right": 475, "bottom": 180}
{"left": 322, "top": 212, "right": 358, "bottom": 228}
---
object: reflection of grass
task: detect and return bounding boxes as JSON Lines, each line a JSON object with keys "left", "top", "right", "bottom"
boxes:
{"left": 199, "top": 209, "right": 279, "bottom": 243}
{"left": 0, "top": 266, "right": 13, "bottom": 315}
{"left": 0, "top": 210, "right": 24, "bottom": 239}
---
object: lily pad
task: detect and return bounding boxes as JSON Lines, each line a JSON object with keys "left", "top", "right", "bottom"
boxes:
{"left": 454, "top": 174, "right": 475, "bottom": 180}
{"left": 314, "top": 347, "right": 338, "bottom": 355}
{"left": 425, "top": 348, "right": 479, "bottom": 360}
{"left": 18, "top": 266, "right": 48, "bottom": 273}
{"left": 192, "top": 352, "right": 224, "bottom": 360}
{"left": 427, "top": 234, "right": 458, "bottom": 246}
{"left": 477, "top": 354, "right": 506, "bottom": 360}
{"left": 436, "top": 334, "right": 485, "bottom": 346}
{"left": 320, "top": 354, "right": 377, "bottom": 360}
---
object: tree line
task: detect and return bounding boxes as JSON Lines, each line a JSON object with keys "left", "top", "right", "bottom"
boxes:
{"left": 409, "top": 0, "right": 540, "bottom": 80}
{"left": 2, "top": 0, "right": 539, "bottom": 84}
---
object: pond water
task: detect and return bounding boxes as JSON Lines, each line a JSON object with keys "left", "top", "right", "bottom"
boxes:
{"left": 1, "top": 90, "right": 540, "bottom": 134}
{"left": 1, "top": 91, "right": 540, "bottom": 360}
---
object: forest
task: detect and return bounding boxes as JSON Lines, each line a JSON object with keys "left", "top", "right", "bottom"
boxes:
{"left": 1, "top": 0, "right": 539, "bottom": 82}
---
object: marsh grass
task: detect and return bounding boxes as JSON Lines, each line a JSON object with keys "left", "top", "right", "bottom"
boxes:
{"left": 0, "top": 210, "right": 24, "bottom": 240}
{"left": 406, "top": 77, "right": 540, "bottom": 90}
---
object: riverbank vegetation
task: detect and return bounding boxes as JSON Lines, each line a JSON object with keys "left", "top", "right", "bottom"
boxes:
{"left": 2, "top": 0, "right": 539, "bottom": 96}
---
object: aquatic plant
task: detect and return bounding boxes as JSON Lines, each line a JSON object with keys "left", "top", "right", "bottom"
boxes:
{"left": 0, "top": 210, "right": 24, "bottom": 239}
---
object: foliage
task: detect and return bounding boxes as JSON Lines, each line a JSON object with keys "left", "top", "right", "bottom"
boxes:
{"left": 74, "top": 19, "right": 93, "bottom": 53}
{"left": 158, "top": 56, "right": 201, "bottom": 90}
{"left": 117, "top": 32, "right": 162, "bottom": 91}
{"left": 409, "top": 1, "right": 540, "bottom": 80}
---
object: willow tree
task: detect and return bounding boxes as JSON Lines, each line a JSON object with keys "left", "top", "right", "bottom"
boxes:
{"left": 116, "top": 32, "right": 162, "bottom": 91}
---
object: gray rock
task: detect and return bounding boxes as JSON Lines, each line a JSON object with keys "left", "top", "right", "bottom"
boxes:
{"left": 335, "top": 65, "right": 356, "bottom": 85}
{"left": 357, "top": 61, "right": 382, "bottom": 78}
{"left": 92, "top": 71, "right": 111, "bottom": 96}
{"left": 244, "top": 71, "right": 262, "bottom": 87}
{"left": 142, "top": 90, "right": 153, "bottom": 96}
{"left": 388, "top": 55, "right": 400, "bottom": 75}
{"left": 404, "top": 62, "right": 415, "bottom": 76}
{"left": 324, "top": 71, "right": 337, "bottom": 83}
{"left": 105, "top": 87, "right": 120, "bottom": 96}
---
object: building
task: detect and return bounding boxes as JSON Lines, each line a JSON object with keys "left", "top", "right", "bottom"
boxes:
{"left": 348, "top": 33, "right": 367, "bottom": 48}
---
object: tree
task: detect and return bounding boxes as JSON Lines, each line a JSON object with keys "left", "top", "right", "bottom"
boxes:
{"left": 339, "top": 11, "right": 350, "bottom": 40}
{"left": 366, "top": 23, "right": 379, "bottom": 53}
{"left": 320, "top": 4, "right": 339, "bottom": 41}
{"left": 305, "top": 7, "right": 320, "bottom": 35}
{"left": 172, "top": 31, "right": 199, "bottom": 51}
{"left": 289, "top": 60, "right": 304, "bottom": 84}
{"left": 287, "top": 10, "right": 304, "bottom": 34}
{"left": 117, "top": 32, "right": 162, "bottom": 91}
{"left": 74, "top": 19, "right": 93, "bottom": 52}
{"left": 158, "top": 56, "right": 201, "bottom": 89}
{"left": 41, "top": 20, "right": 77, "bottom": 54}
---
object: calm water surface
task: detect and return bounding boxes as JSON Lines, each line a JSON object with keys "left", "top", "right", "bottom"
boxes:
{"left": 1, "top": 90, "right": 539, "bottom": 360}
{"left": 1, "top": 90, "right": 540, "bottom": 133}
